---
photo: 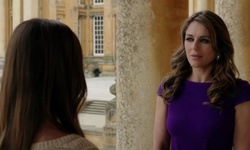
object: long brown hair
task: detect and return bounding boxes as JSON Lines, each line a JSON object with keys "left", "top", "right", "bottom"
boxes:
{"left": 0, "top": 19, "right": 87, "bottom": 150}
{"left": 160, "top": 10, "right": 239, "bottom": 108}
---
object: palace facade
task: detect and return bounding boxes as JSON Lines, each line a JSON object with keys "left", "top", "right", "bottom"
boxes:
{"left": 0, "top": 0, "right": 116, "bottom": 76}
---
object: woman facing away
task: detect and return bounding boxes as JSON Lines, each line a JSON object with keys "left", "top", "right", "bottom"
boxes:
{"left": 0, "top": 19, "right": 98, "bottom": 150}
{"left": 154, "top": 10, "right": 250, "bottom": 150}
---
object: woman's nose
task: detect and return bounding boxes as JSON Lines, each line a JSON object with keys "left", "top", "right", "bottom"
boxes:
{"left": 191, "top": 41, "right": 199, "bottom": 50}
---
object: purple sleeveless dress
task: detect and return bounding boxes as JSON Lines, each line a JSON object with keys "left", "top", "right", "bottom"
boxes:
{"left": 157, "top": 79, "right": 250, "bottom": 150}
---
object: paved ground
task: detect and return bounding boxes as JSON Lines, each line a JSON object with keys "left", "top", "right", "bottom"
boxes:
{"left": 79, "top": 76, "right": 116, "bottom": 129}
{"left": 86, "top": 76, "right": 116, "bottom": 101}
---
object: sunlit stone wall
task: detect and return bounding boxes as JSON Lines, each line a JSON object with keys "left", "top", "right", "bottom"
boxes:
{"left": 116, "top": 0, "right": 188, "bottom": 149}
{"left": 0, "top": 0, "right": 5, "bottom": 57}
{"left": 216, "top": 0, "right": 250, "bottom": 81}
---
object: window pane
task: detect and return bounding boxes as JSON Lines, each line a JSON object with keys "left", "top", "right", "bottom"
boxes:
{"left": 93, "top": 16, "right": 104, "bottom": 55}
{"left": 94, "top": 0, "right": 104, "bottom": 5}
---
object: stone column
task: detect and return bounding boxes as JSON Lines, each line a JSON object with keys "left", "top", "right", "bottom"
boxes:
{"left": 103, "top": 0, "right": 113, "bottom": 56}
{"left": 12, "top": 0, "right": 22, "bottom": 32}
{"left": 40, "top": 0, "right": 57, "bottom": 19}
{"left": 0, "top": 0, "right": 5, "bottom": 57}
{"left": 64, "top": 0, "right": 78, "bottom": 35}
{"left": 23, "top": 0, "right": 39, "bottom": 20}
{"left": 189, "top": 0, "right": 215, "bottom": 15}
{"left": 116, "top": 0, "right": 188, "bottom": 149}
{"left": 215, "top": 0, "right": 250, "bottom": 81}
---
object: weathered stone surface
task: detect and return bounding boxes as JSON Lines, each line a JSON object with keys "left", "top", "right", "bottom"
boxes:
{"left": 115, "top": 0, "right": 187, "bottom": 149}
{"left": 216, "top": 0, "right": 250, "bottom": 81}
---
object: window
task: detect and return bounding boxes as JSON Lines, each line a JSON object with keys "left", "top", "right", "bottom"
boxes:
{"left": 93, "top": 0, "right": 103, "bottom": 5}
{"left": 93, "top": 16, "right": 104, "bottom": 56}
{"left": 78, "top": 0, "right": 82, "bottom": 4}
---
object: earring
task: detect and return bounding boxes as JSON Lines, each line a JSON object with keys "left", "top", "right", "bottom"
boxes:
{"left": 216, "top": 55, "right": 220, "bottom": 61}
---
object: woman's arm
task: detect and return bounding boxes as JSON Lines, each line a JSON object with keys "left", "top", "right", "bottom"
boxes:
{"left": 153, "top": 96, "right": 171, "bottom": 150}
{"left": 234, "top": 101, "right": 250, "bottom": 150}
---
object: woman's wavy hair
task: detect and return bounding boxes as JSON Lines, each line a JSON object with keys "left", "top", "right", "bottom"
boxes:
{"left": 160, "top": 10, "right": 239, "bottom": 108}
{"left": 0, "top": 19, "right": 87, "bottom": 150}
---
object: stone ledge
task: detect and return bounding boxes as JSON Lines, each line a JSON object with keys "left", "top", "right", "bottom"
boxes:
{"left": 81, "top": 125, "right": 103, "bottom": 136}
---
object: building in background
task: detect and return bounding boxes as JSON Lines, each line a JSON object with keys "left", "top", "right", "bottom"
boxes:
{"left": 0, "top": 0, "right": 116, "bottom": 76}
{"left": 2, "top": 0, "right": 250, "bottom": 149}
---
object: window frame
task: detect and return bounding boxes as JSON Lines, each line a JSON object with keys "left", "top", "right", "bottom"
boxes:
{"left": 93, "top": 15, "right": 104, "bottom": 56}
{"left": 93, "top": 0, "right": 104, "bottom": 5}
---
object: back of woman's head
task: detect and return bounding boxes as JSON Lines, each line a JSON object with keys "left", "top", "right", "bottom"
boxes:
{"left": 0, "top": 18, "right": 87, "bottom": 150}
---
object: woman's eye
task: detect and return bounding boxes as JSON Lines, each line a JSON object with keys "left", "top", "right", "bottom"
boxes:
{"left": 185, "top": 37, "right": 193, "bottom": 42}
{"left": 200, "top": 39, "right": 210, "bottom": 43}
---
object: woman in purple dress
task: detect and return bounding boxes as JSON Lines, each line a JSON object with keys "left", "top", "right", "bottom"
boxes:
{"left": 154, "top": 10, "right": 250, "bottom": 150}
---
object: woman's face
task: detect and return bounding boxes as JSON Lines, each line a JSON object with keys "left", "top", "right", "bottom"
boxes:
{"left": 184, "top": 21, "right": 216, "bottom": 70}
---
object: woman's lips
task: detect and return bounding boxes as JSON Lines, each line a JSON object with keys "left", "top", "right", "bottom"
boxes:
{"left": 190, "top": 54, "right": 202, "bottom": 59}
